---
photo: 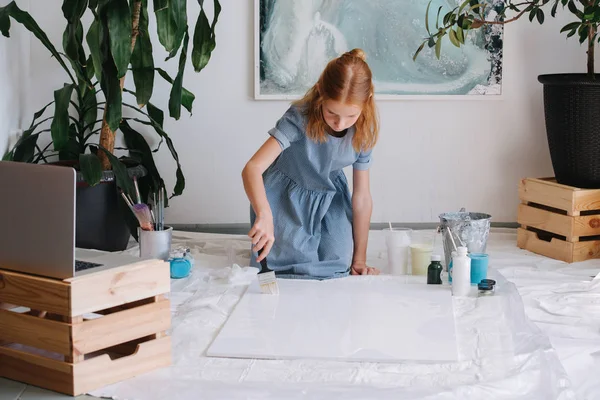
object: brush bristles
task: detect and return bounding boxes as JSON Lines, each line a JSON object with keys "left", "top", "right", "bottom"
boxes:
{"left": 132, "top": 203, "right": 154, "bottom": 231}
{"left": 258, "top": 272, "right": 279, "bottom": 295}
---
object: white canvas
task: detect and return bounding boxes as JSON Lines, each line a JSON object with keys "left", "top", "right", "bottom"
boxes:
{"left": 207, "top": 276, "right": 458, "bottom": 363}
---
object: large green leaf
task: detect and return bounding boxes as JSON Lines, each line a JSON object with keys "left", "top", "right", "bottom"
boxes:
{"left": 100, "top": 32, "right": 123, "bottom": 133}
{"left": 192, "top": 0, "right": 220, "bottom": 72}
{"left": 62, "top": 20, "right": 88, "bottom": 85}
{"left": 59, "top": 124, "right": 81, "bottom": 160}
{"left": 86, "top": 19, "right": 103, "bottom": 82}
{"left": 131, "top": 0, "right": 154, "bottom": 107}
{"left": 120, "top": 120, "right": 163, "bottom": 189}
{"left": 132, "top": 102, "right": 184, "bottom": 197}
{"left": 51, "top": 84, "right": 75, "bottom": 151}
{"left": 166, "top": 0, "right": 187, "bottom": 59}
{"left": 0, "top": 2, "right": 75, "bottom": 84}
{"left": 12, "top": 132, "right": 41, "bottom": 162}
{"left": 79, "top": 152, "right": 103, "bottom": 186}
{"left": 156, "top": 67, "right": 194, "bottom": 114}
{"left": 106, "top": 0, "right": 131, "bottom": 78}
{"left": 169, "top": 32, "right": 189, "bottom": 120}
{"left": 82, "top": 83, "right": 98, "bottom": 134}
{"left": 97, "top": 145, "right": 135, "bottom": 197}
{"left": 154, "top": 0, "right": 178, "bottom": 52}
{"left": 146, "top": 101, "right": 164, "bottom": 128}
{"left": 62, "top": 0, "right": 87, "bottom": 20}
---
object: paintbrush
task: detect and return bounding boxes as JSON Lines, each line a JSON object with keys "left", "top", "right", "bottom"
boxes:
{"left": 257, "top": 249, "right": 279, "bottom": 295}
{"left": 132, "top": 203, "right": 154, "bottom": 231}
{"left": 133, "top": 176, "right": 142, "bottom": 204}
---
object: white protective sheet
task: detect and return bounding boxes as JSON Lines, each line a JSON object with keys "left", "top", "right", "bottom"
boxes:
{"left": 207, "top": 277, "right": 458, "bottom": 363}
{"left": 87, "top": 229, "right": 596, "bottom": 400}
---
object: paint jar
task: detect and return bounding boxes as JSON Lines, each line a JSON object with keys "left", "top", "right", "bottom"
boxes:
{"left": 410, "top": 230, "right": 434, "bottom": 275}
{"left": 468, "top": 253, "right": 489, "bottom": 284}
{"left": 139, "top": 226, "right": 173, "bottom": 261}
{"left": 384, "top": 227, "right": 411, "bottom": 275}
{"left": 427, "top": 255, "right": 443, "bottom": 284}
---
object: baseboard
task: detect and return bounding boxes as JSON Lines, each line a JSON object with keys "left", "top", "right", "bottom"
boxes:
{"left": 170, "top": 222, "right": 519, "bottom": 235}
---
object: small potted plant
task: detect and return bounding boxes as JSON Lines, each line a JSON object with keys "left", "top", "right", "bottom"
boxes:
{"left": 414, "top": 0, "right": 600, "bottom": 188}
{"left": 0, "top": 0, "right": 221, "bottom": 250}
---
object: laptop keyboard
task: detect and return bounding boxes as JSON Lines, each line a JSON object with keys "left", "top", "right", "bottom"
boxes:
{"left": 75, "top": 260, "right": 104, "bottom": 272}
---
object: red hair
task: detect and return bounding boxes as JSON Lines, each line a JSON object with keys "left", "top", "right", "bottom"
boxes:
{"left": 293, "top": 48, "right": 379, "bottom": 153}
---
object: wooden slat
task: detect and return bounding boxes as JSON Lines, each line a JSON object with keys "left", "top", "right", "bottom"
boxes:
{"left": 573, "top": 241, "right": 600, "bottom": 262}
{"left": 0, "top": 345, "right": 74, "bottom": 395}
{"left": 68, "top": 260, "right": 169, "bottom": 317}
{"left": 72, "top": 298, "right": 171, "bottom": 355}
{"left": 72, "top": 336, "right": 172, "bottom": 396}
{"left": 0, "top": 270, "right": 70, "bottom": 315}
{"left": 574, "top": 189, "right": 600, "bottom": 213}
{"left": 519, "top": 178, "right": 577, "bottom": 213}
{"left": 517, "top": 228, "right": 574, "bottom": 263}
{"left": 0, "top": 310, "right": 71, "bottom": 355}
{"left": 517, "top": 204, "right": 573, "bottom": 238}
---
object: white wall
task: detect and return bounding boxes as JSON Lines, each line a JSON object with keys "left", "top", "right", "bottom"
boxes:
{"left": 20, "top": 0, "right": 592, "bottom": 225}
{"left": 0, "top": 0, "right": 28, "bottom": 157}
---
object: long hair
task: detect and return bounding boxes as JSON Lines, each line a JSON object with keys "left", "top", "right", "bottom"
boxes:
{"left": 293, "top": 48, "right": 379, "bottom": 153}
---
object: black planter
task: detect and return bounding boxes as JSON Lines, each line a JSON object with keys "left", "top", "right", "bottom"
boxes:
{"left": 539, "top": 73, "right": 600, "bottom": 188}
{"left": 75, "top": 165, "right": 147, "bottom": 252}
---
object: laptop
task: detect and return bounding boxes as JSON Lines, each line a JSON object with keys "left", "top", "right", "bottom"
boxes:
{"left": 0, "top": 161, "right": 146, "bottom": 279}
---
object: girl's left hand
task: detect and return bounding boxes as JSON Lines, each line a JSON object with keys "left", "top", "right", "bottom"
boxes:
{"left": 351, "top": 262, "right": 380, "bottom": 275}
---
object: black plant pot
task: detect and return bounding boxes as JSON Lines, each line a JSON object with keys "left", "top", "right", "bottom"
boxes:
{"left": 539, "top": 73, "right": 600, "bottom": 188}
{"left": 75, "top": 165, "right": 147, "bottom": 252}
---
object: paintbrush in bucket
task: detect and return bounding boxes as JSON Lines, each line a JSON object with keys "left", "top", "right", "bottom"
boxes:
{"left": 257, "top": 249, "right": 279, "bottom": 295}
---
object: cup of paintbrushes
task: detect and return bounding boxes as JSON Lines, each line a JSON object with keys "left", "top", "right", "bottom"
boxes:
{"left": 139, "top": 225, "right": 173, "bottom": 261}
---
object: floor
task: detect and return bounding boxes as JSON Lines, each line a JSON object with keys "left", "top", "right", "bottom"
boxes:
{"left": 0, "top": 378, "right": 98, "bottom": 399}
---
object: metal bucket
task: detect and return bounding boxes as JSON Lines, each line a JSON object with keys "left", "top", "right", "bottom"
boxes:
{"left": 439, "top": 211, "right": 491, "bottom": 269}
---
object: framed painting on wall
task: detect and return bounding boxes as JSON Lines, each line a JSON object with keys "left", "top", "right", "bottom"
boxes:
{"left": 254, "top": 0, "right": 504, "bottom": 100}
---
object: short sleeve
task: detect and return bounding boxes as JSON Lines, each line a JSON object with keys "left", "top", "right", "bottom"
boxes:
{"left": 268, "top": 106, "right": 305, "bottom": 150}
{"left": 353, "top": 148, "right": 373, "bottom": 170}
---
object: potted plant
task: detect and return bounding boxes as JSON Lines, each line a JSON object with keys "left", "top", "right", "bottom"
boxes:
{"left": 414, "top": 0, "right": 600, "bottom": 188}
{"left": 0, "top": 0, "right": 220, "bottom": 250}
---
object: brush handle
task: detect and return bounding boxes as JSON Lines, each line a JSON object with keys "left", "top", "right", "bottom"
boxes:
{"left": 258, "top": 248, "right": 270, "bottom": 273}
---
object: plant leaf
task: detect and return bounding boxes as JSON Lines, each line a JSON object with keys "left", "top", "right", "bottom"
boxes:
{"left": 62, "top": 0, "right": 87, "bottom": 20}
{"left": 97, "top": 145, "right": 135, "bottom": 197}
{"left": 79, "top": 152, "right": 103, "bottom": 186}
{"left": 83, "top": 85, "right": 98, "bottom": 134}
{"left": 106, "top": 0, "right": 131, "bottom": 78}
{"left": 449, "top": 29, "right": 460, "bottom": 47}
{"left": 0, "top": 2, "right": 74, "bottom": 83}
{"left": 413, "top": 42, "right": 425, "bottom": 61}
{"left": 425, "top": 1, "right": 431, "bottom": 34}
{"left": 169, "top": 31, "right": 189, "bottom": 120}
{"left": 146, "top": 101, "right": 164, "bottom": 127}
{"left": 120, "top": 120, "right": 163, "bottom": 190}
{"left": 29, "top": 101, "right": 54, "bottom": 128}
{"left": 154, "top": 0, "right": 178, "bottom": 52}
{"left": 435, "top": 36, "right": 442, "bottom": 59}
{"left": 169, "top": 0, "right": 187, "bottom": 59}
{"left": 13, "top": 132, "right": 41, "bottom": 162}
{"left": 192, "top": 0, "right": 220, "bottom": 72}
{"left": 133, "top": 106, "right": 184, "bottom": 197}
{"left": 86, "top": 19, "right": 103, "bottom": 82}
{"left": 51, "top": 84, "right": 75, "bottom": 151}
{"left": 131, "top": 0, "right": 154, "bottom": 107}
{"left": 457, "top": 26, "right": 465, "bottom": 43}
{"left": 156, "top": 67, "right": 194, "bottom": 114}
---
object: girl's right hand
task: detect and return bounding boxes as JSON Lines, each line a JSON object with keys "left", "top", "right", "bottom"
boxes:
{"left": 248, "top": 213, "right": 275, "bottom": 262}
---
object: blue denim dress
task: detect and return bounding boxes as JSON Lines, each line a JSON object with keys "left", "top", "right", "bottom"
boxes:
{"left": 250, "top": 105, "right": 372, "bottom": 280}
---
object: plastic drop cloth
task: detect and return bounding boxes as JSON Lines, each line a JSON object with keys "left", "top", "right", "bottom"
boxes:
{"left": 87, "top": 230, "right": 580, "bottom": 400}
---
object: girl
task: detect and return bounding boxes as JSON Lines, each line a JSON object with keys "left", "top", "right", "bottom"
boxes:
{"left": 242, "top": 49, "right": 379, "bottom": 279}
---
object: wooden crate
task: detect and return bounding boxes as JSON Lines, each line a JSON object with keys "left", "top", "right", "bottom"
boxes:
{"left": 0, "top": 259, "right": 172, "bottom": 396}
{"left": 517, "top": 177, "right": 600, "bottom": 262}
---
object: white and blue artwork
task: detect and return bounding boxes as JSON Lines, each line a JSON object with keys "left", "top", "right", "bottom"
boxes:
{"left": 255, "top": 0, "right": 504, "bottom": 99}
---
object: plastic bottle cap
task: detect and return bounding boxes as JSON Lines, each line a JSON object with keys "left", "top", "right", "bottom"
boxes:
{"left": 431, "top": 255, "right": 441, "bottom": 261}
{"left": 457, "top": 246, "right": 468, "bottom": 255}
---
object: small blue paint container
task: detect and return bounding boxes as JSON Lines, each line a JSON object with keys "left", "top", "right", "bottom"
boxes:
{"left": 469, "top": 253, "right": 489, "bottom": 284}
{"left": 170, "top": 257, "right": 192, "bottom": 279}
